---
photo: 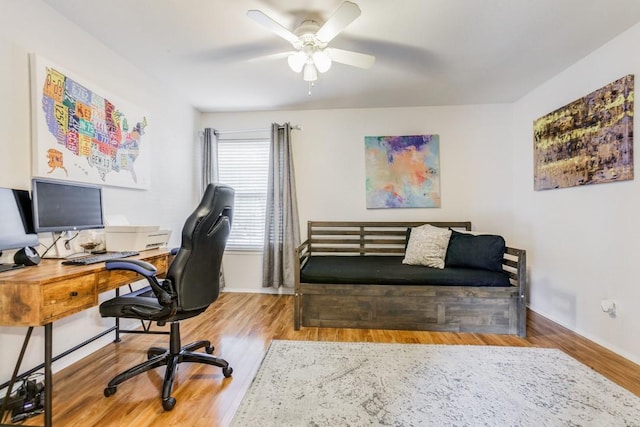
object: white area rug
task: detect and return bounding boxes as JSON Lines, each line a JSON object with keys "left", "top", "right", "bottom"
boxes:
{"left": 231, "top": 341, "right": 640, "bottom": 427}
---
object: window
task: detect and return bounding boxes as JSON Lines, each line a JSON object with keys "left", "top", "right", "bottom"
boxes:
{"left": 217, "top": 138, "right": 270, "bottom": 251}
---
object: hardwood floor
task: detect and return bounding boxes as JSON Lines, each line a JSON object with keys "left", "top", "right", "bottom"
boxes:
{"left": 12, "top": 292, "right": 640, "bottom": 426}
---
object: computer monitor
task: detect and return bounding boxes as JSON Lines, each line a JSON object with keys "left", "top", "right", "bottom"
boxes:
{"left": 0, "top": 187, "right": 39, "bottom": 272}
{"left": 32, "top": 178, "right": 105, "bottom": 233}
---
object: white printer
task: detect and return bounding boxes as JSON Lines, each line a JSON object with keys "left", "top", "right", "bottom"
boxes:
{"left": 105, "top": 225, "right": 171, "bottom": 252}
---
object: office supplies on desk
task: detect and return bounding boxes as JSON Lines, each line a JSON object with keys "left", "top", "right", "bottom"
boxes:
{"left": 14, "top": 246, "right": 42, "bottom": 266}
{"left": 61, "top": 250, "right": 140, "bottom": 265}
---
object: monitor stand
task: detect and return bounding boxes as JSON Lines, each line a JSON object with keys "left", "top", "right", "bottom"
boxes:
{"left": 42, "top": 232, "right": 74, "bottom": 259}
{"left": 0, "top": 263, "right": 25, "bottom": 273}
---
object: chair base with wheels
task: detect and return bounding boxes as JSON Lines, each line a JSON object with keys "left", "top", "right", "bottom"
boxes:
{"left": 103, "top": 320, "right": 232, "bottom": 411}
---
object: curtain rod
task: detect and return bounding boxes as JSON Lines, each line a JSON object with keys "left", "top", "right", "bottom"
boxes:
{"left": 214, "top": 124, "right": 302, "bottom": 135}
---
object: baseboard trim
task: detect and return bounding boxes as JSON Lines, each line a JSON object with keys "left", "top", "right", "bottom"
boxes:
{"left": 222, "top": 287, "right": 294, "bottom": 295}
{"left": 527, "top": 306, "right": 640, "bottom": 366}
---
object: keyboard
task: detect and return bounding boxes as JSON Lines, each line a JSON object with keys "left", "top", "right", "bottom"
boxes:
{"left": 0, "top": 263, "right": 25, "bottom": 273}
{"left": 61, "top": 251, "right": 140, "bottom": 265}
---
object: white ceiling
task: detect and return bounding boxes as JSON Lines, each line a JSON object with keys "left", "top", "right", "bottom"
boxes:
{"left": 43, "top": 0, "right": 640, "bottom": 112}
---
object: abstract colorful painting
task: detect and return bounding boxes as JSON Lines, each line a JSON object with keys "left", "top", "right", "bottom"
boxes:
{"left": 534, "top": 75, "right": 634, "bottom": 191}
{"left": 365, "top": 134, "right": 440, "bottom": 208}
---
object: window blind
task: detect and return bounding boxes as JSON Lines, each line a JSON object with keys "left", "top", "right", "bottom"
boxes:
{"left": 217, "top": 139, "right": 270, "bottom": 250}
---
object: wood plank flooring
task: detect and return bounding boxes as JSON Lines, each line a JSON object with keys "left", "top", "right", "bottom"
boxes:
{"left": 10, "top": 292, "right": 640, "bottom": 426}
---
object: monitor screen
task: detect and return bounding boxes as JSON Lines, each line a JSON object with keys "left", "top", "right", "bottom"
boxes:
{"left": 0, "top": 187, "right": 39, "bottom": 251}
{"left": 32, "top": 178, "right": 105, "bottom": 233}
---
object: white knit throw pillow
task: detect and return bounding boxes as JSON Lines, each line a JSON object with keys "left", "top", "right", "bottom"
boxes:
{"left": 402, "top": 224, "right": 452, "bottom": 269}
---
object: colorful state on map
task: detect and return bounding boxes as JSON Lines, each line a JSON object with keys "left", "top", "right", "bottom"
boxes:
{"left": 41, "top": 67, "right": 147, "bottom": 182}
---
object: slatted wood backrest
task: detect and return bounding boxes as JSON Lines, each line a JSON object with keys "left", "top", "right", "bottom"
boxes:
{"left": 305, "top": 221, "right": 472, "bottom": 256}
{"left": 503, "top": 247, "right": 526, "bottom": 289}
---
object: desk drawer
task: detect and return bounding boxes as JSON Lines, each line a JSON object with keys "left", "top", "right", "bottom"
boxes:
{"left": 96, "top": 255, "right": 169, "bottom": 293}
{"left": 43, "top": 275, "right": 96, "bottom": 321}
{"left": 97, "top": 269, "right": 144, "bottom": 293}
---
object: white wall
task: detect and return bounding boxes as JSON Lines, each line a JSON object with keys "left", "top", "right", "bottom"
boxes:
{"left": 202, "top": 104, "right": 515, "bottom": 293}
{"left": 208, "top": 22, "right": 640, "bottom": 366}
{"left": 512, "top": 22, "right": 640, "bottom": 364}
{"left": 0, "top": 1, "right": 200, "bottom": 384}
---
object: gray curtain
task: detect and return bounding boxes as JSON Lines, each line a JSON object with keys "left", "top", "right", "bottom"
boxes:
{"left": 201, "top": 127, "right": 225, "bottom": 288}
{"left": 262, "top": 123, "right": 300, "bottom": 288}
{"left": 202, "top": 128, "right": 219, "bottom": 192}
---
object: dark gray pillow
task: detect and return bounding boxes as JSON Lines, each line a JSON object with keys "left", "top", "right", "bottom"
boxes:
{"left": 445, "top": 230, "right": 505, "bottom": 272}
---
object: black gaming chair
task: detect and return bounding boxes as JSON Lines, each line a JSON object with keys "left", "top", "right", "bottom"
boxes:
{"left": 99, "top": 183, "right": 234, "bottom": 411}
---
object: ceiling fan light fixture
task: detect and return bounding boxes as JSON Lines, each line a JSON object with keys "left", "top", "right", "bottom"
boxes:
{"left": 287, "top": 51, "right": 307, "bottom": 73}
{"left": 312, "top": 50, "right": 332, "bottom": 73}
{"left": 303, "top": 63, "right": 318, "bottom": 82}
{"left": 248, "top": 2, "right": 374, "bottom": 87}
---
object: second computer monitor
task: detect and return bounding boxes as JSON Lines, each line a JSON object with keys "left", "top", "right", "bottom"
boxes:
{"left": 32, "top": 178, "right": 105, "bottom": 233}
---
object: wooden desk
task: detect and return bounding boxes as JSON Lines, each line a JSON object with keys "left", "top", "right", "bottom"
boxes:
{"left": 0, "top": 249, "right": 170, "bottom": 426}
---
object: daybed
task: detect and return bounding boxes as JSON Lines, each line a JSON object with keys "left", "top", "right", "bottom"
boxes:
{"left": 294, "top": 221, "right": 527, "bottom": 337}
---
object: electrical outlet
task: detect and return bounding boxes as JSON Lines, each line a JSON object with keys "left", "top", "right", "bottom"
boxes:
{"left": 600, "top": 299, "right": 616, "bottom": 315}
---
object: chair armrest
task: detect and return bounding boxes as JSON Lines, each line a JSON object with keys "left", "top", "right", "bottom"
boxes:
{"left": 106, "top": 259, "right": 175, "bottom": 306}
{"left": 106, "top": 259, "right": 157, "bottom": 277}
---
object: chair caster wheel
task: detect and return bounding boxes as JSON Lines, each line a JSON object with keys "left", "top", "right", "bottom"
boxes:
{"left": 162, "top": 397, "right": 176, "bottom": 411}
{"left": 223, "top": 366, "right": 233, "bottom": 377}
{"left": 205, "top": 345, "right": 214, "bottom": 354}
{"left": 147, "top": 347, "right": 165, "bottom": 360}
{"left": 104, "top": 386, "right": 117, "bottom": 397}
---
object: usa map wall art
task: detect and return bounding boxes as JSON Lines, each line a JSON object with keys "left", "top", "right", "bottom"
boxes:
{"left": 533, "top": 75, "right": 634, "bottom": 191}
{"left": 30, "top": 54, "right": 151, "bottom": 189}
{"left": 365, "top": 134, "right": 441, "bottom": 208}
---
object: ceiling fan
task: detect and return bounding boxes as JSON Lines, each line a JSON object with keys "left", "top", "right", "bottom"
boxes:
{"left": 247, "top": 1, "right": 375, "bottom": 83}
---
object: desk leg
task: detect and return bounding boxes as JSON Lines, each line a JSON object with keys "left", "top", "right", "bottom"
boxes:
{"left": 44, "top": 323, "right": 52, "bottom": 427}
{"left": 0, "top": 327, "right": 33, "bottom": 425}
{"left": 114, "top": 288, "right": 121, "bottom": 343}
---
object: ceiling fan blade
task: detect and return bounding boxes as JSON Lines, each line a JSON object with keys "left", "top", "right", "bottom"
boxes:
{"left": 316, "top": 1, "right": 361, "bottom": 43}
{"left": 247, "top": 10, "right": 299, "bottom": 45}
{"left": 326, "top": 48, "right": 375, "bottom": 69}
{"left": 248, "top": 51, "right": 295, "bottom": 63}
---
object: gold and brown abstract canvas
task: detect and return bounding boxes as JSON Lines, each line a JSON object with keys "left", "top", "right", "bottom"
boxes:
{"left": 533, "top": 75, "right": 634, "bottom": 191}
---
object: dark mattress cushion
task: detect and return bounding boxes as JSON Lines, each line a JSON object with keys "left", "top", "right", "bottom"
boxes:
{"left": 300, "top": 256, "right": 511, "bottom": 287}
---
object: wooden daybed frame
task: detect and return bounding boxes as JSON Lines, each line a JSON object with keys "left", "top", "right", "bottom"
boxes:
{"left": 294, "top": 221, "right": 527, "bottom": 337}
